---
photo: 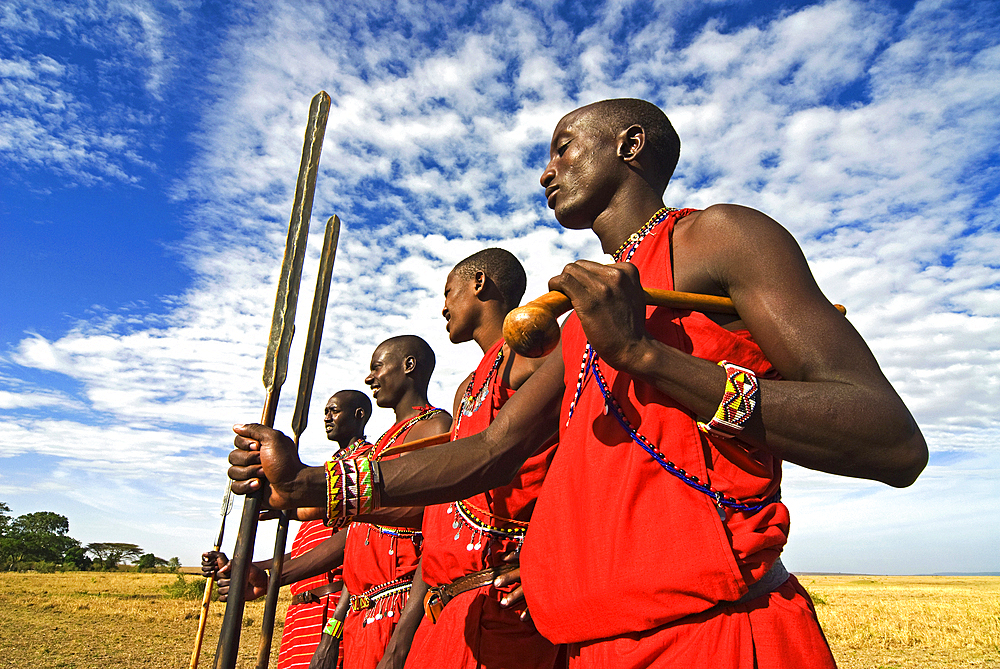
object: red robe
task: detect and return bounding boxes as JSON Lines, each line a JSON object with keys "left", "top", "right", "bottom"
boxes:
{"left": 278, "top": 520, "right": 342, "bottom": 669}
{"left": 519, "top": 209, "right": 837, "bottom": 668}
{"left": 405, "top": 340, "right": 560, "bottom": 669}
{"left": 342, "top": 409, "right": 444, "bottom": 669}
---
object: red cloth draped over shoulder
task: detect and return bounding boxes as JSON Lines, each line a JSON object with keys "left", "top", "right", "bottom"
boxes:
{"left": 519, "top": 207, "right": 834, "bottom": 668}
{"left": 277, "top": 519, "right": 342, "bottom": 669}
{"left": 342, "top": 413, "right": 439, "bottom": 669}
{"left": 406, "top": 340, "right": 560, "bottom": 669}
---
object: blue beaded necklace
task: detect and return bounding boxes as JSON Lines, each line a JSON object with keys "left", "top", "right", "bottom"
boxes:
{"left": 568, "top": 206, "right": 774, "bottom": 513}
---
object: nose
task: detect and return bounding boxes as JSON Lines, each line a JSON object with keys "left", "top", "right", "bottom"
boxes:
{"left": 540, "top": 160, "right": 555, "bottom": 188}
{"left": 441, "top": 303, "right": 448, "bottom": 320}
{"left": 365, "top": 372, "right": 375, "bottom": 386}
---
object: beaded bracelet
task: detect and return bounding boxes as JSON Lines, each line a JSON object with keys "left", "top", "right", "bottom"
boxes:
{"left": 697, "top": 361, "right": 760, "bottom": 439}
{"left": 325, "top": 456, "right": 380, "bottom": 528}
{"left": 322, "top": 617, "right": 343, "bottom": 638}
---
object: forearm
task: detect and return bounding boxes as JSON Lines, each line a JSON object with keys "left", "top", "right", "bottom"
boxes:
{"left": 625, "top": 336, "right": 926, "bottom": 486}
{"left": 277, "top": 534, "right": 345, "bottom": 586}
{"left": 354, "top": 506, "right": 423, "bottom": 529}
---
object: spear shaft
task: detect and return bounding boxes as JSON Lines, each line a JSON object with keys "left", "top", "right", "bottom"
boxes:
{"left": 215, "top": 90, "right": 331, "bottom": 669}
{"left": 255, "top": 215, "right": 342, "bottom": 669}
{"left": 189, "top": 482, "right": 233, "bottom": 669}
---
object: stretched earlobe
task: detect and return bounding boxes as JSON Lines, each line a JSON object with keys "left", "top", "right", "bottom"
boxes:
{"left": 474, "top": 271, "right": 486, "bottom": 295}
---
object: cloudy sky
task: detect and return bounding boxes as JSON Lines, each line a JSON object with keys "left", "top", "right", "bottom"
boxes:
{"left": 2, "top": 0, "right": 997, "bottom": 574}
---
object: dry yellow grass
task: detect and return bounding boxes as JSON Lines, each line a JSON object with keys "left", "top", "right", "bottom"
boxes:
{"left": 0, "top": 571, "right": 287, "bottom": 669}
{"left": 0, "top": 572, "right": 997, "bottom": 668}
{"left": 802, "top": 574, "right": 1000, "bottom": 669}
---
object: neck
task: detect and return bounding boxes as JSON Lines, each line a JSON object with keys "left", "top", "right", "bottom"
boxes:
{"left": 592, "top": 189, "right": 667, "bottom": 256}
{"left": 393, "top": 387, "right": 431, "bottom": 422}
{"left": 471, "top": 308, "right": 506, "bottom": 354}
{"left": 335, "top": 433, "right": 365, "bottom": 449}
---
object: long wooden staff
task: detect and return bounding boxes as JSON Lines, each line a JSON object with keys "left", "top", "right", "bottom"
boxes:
{"left": 189, "top": 482, "right": 234, "bottom": 669}
{"left": 215, "top": 90, "right": 331, "bottom": 669}
{"left": 255, "top": 215, "right": 342, "bottom": 669}
{"left": 503, "top": 287, "right": 847, "bottom": 358}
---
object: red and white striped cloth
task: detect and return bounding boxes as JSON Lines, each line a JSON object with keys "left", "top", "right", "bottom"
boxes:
{"left": 277, "top": 519, "right": 341, "bottom": 669}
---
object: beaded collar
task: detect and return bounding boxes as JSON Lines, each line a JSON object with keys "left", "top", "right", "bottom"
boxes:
{"left": 445, "top": 499, "right": 528, "bottom": 552}
{"left": 373, "top": 406, "right": 445, "bottom": 460}
{"left": 612, "top": 207, "right": 676, "bottom": 262}
{"left": 453, "top": 345, "right": 505, "bottom": 436}
{"left": 332, "top": 437, "right": 369, "bottom": 460}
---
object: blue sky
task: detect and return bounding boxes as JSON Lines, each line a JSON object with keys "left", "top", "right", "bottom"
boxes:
{"left": 2, "top": 0, "right": 998, "bottom": 573}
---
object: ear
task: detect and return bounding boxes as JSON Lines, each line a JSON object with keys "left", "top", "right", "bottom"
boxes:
{"left": 473, "top": 270, "right": 487, "bottom": 296}
{"left": 354, "top": 407, "right": 365, "bottom": 421}
{"left": 617, "top": 124, "right": 646, "bottom": 164}
{"left": 403, "top": 355, "right": 417, "bottom": 375}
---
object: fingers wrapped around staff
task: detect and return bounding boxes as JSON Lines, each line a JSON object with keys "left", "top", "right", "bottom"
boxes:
{"left": 548, "top": 260, "right": 649, "bottom": 370}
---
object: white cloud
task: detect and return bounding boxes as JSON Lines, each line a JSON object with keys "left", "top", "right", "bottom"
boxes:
{"left": 0, "top": 0, "right": 997, "bottom": 572}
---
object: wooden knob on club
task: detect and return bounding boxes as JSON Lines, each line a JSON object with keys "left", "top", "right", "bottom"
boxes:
{"left": 503, "top": 292, "right": 572, "bottom": 358}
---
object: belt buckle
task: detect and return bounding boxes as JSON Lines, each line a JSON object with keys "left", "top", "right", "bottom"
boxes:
{"left": 351, "top": 595, "right": 371, "bottom": 611}
{"left": 423, "top": 588, "right": 444, "bottom": 624}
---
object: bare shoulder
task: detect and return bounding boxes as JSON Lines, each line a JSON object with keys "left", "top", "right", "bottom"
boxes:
{"left": 680, "top": 204, "right": 799, "bottom": 253}
{"left": 505, "top": 346, "right": 547, "bottom": 391}
{"left": 406, "top": 409, "right": 453, "bottom": 441}
{"left": 673, "top": 203, "right": 812, "bottom": 293}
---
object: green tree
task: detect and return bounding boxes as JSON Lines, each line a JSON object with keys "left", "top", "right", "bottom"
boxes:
{"left": 167, "top": 557, "right": 181, "bottom": 572}
{"left": 63, "top": 544, "right": 92, "bottom": 570}
{"left": 0, "top": 506, "right": 79, "bottom": 569}
{"left": 86, "top": 542, "right": 143, "bottom": 570}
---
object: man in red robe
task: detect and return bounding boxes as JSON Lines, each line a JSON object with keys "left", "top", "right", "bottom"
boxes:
{"left": 203, "top": 389, "right": 372, "bottom": 669}
{"left": 388, "top": 248, "right": 560, "bottom": 669}
{"left": 336, "top": 335, "right": 452, "bottom": 669}
{"left": 228, "top": 100, "right": 928, "bottom": 668}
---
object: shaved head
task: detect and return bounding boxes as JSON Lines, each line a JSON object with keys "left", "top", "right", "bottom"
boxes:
{"left": 378, "top": 335, "right": 436, "bottom": 389}
{"left": 332, "top": 389, "right": 372, "bottom": 423}
{"left": 575, "top": 98, "right": 680, "bottom": 192}
{"left": 452, "top": 247, "right": 527, "bottom": 311}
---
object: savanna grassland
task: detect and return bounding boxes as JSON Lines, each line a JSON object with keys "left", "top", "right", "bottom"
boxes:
{"left": 0, "top": 571, "right": 997, "bottom": 668}
{"left": 0, "top": 571, "right": 285, "bottom": 669}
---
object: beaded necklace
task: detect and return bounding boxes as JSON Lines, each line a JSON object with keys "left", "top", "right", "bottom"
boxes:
{"left": 445, "top": 500, "right": 528, "bottom": 552}
{"left": 373, "top": 406, "right": 445, "bottom": 460}
{"left": 569, "top": 208, "right": 773, "bottom": 513}
{"left": 366, "top": 524, "right": 421, "bottom": 556}
{"left": 568, "top": 346, "right": 771, "bottom": 512}
{"left": 332, "top": 437, "right": 369, "bottom": 460}
{"left": 612, "top": 207, "right": 676, "bottom": 262}
{"left": 453, "top": 346, "right": 505, "bottom": 436}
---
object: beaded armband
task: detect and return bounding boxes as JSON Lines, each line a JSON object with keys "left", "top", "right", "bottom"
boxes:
{"left": 325, "top": 456, "right": 381, "bottom": 529}
{"left": 697, "top": 361, "right": 759, "bottom": 439}
{"left": 322, "top": 617, "right": 343, "bottom": 638}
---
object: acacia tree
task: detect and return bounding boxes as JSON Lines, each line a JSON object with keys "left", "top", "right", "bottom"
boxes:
{"left": 86, "top": 542, "right": 143, "bottom": 570}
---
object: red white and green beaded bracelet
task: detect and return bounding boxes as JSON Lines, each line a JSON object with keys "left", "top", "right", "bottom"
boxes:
{"left": 325, "top": 456, "right": 380, "bottom": 529}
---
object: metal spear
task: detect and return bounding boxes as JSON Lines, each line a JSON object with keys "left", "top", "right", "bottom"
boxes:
{"left": 255, "top": 215, "right": 341, "bottom": 669}
{"left": 215, "top": 90, "right": 331, "bottom": 669}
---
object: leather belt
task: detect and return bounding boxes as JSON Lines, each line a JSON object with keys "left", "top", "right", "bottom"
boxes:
{"left": 290, "top": 581, "right": 343, "bottom": 606}
{"left": 423, "top": 564, "right": 519, "bottom": 623}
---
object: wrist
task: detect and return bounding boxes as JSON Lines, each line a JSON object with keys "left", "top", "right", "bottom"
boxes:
{"left": 288, "top": 465, "right": 327, "bottom": 508}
